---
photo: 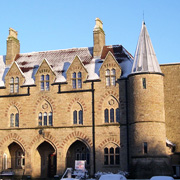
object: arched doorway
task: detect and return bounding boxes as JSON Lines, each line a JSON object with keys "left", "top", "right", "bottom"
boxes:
{"left": 37, "top": 141, "right": 56, "bottom": 178}
{"left": 66, "top": 140, "right": 90, "bottom": 170}
{"left": 8, "top": 142, "right": 25, "bottom": 172}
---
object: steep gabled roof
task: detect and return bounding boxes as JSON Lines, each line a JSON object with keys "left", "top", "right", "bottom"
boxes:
{"left": 131, "top": 21, "right": 161, "bottom": 74}
{"left": 0, "top": 45, "right": 133, "bottom": 86}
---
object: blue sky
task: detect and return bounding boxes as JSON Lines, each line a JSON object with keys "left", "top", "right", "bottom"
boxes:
{"left": 0, "top": 0, "right": 179, "bottom": 64}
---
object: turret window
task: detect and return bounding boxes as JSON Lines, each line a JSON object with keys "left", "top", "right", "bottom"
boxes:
{"left": 143, "top": 142, "right": 148, "bottom": 154}
{"left": 105, "top": 69, "right": 116, "bottom": 86}
{"left": 72, "top": 72, "right": 82, "bottom": 89}
{"left": 142, "top": 78, "right": 146, "bottom": 89}
{"left": 10, "top": 77, "right": 19, "bottom": 93}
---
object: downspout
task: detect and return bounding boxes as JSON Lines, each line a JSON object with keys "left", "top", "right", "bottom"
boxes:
{"left": 91, "top": 81, "right": 96, "bottom": 175}
{"left": 125, "top": 78, "right": 130, "bottom": 172}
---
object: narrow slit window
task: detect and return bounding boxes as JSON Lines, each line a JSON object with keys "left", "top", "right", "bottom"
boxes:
{"left": 142, "top": 78, "right": 146, "bottom": 89}
{"left": 143, "top": 142, "right": 148, "bottom": 154}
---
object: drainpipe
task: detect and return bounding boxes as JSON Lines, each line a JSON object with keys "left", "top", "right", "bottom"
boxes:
{"left": 91, "top": 81, "right": 96, "bottom": 175}
{"left": 125, "top": 79, "right": 130, "bottom": 172}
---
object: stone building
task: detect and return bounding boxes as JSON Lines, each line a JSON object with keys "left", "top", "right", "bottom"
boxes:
{"left": 0, "top": 18, "right": 179, "bottom": 178}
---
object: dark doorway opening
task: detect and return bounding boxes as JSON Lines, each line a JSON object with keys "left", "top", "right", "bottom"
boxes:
{"left": 66, "top": 140, "right": 90, "bottom": 170}
{"left": 37, "top": 141, "right": 56, "bottom": 178}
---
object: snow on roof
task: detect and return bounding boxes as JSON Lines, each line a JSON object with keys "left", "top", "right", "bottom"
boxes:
{"left": 0, "top": 45, "right": 133, "bottom": 86}
{"left": 132, "top": 21, "right": 162, "bottom": 74}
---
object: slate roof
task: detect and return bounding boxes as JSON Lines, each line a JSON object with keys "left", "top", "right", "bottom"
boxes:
{"left": 132, "top": 21, "right": 161, "bottom": 74}
{"left": 0, "top": 45, "right": 133, "bottom": 86}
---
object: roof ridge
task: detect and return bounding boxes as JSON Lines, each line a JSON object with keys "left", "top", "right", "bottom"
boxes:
{"left": 18, "top": 46, "right": 93, "bottom": 56}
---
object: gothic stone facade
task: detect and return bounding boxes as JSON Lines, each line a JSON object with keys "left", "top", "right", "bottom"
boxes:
{"left": 0, "top": 19, "right": 179, "bottom": 178}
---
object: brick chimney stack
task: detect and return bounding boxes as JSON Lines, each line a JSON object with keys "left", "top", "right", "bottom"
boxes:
{"left": 93, "top": 18, "right": 105, "bottom": 57}
{"left": 6, "top": 28, "right": 20, "bottom": 65}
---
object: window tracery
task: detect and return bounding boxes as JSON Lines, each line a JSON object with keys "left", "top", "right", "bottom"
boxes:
{"left": 38, "top": 101, "right": 53, "bottom": 126}
{"left": 72, "top": 102, "right": 83, "bottom": 125}
{"left": 9, "top": 106, "right": 19, "bottom": 127}
{"left": 104, "top": 97, "right": 120, "bottom": 123}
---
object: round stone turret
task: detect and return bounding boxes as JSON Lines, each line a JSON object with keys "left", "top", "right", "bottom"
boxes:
{"left": 127, "top": 22, "right": 172, "bottom": 178}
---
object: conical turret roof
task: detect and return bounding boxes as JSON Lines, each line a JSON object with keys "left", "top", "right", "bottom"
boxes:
{"left": 131, "top": 21, "right": 162, "bottom": 74}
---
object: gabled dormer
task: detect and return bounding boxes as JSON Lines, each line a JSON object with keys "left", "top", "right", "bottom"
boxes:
{"left": 5, "top": 61, "right": 25, "bottom": 94}
{"left": 99, "top": 51, "right": 121, "bottom": 87}
{"left": 35, "top": 59, "right": 56, "bottom": 91}
{"left": 66, "top": 56, "right": 88, "bottom": 89}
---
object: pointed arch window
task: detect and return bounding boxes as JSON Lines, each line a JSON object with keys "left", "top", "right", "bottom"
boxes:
{"left": 10, "top": 113, "right": 19, "bottom": 127}
{"left": 73, "top": 110, "right": 83, "bottom": 125}
{"left": 38, "top": 101, "right": 53, "bottom": 126}
{"left": 38, "top": 112, "right": 53, "bottom": 126}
